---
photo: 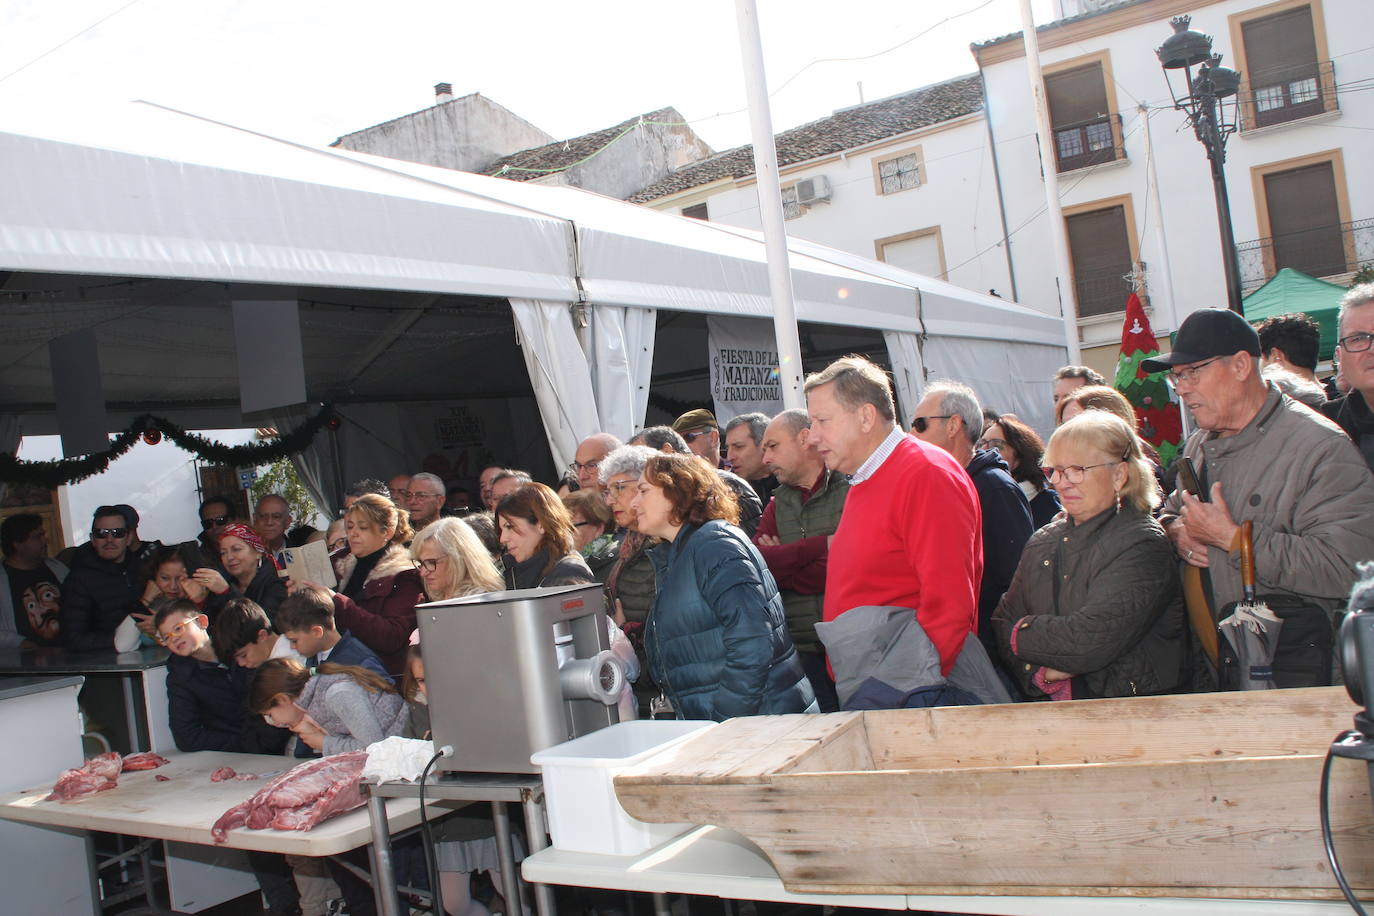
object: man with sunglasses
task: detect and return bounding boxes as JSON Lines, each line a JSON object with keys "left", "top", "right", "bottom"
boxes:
{"left": 196, "top": 494, "right": 237, "bottom": 560}
{"left": 1151, "top": 308, "right": 1374, "bottom": 687}
{"left": 672, "top": 409, "right": 723, "bottom": 468}
{"left": 1322, "top": 284, "right": 1374, "bottom": 474}
{"left": 58, "top": 506, "right": 145, "bottom": 650}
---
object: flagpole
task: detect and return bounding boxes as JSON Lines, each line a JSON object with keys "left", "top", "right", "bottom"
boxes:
{"left": 1018, "top": 0, "right": 1081, "bottom": 365}
{"left": 734, "top": 0, "right": 806, "bottom": 411}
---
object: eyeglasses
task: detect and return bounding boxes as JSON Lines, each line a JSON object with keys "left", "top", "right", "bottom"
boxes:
{"left": 328, "top": 538, "right": 348, "bottom": 552}
{"left": 1041, "top": 461, "right": 1122, "bottom": 484}
{"left": 573, "top": 520, "right": 599, "bottom": 529}
{"left": 91, "top": 527, "right": 128, "bottom": 540}
{"left": 1165, "top": 356, "right": 1223, "bottom": 386}
{"left": 200, "top": 514, "right": 230, "bottom": 530}
{"left": 911, "top": 415, "right": 952, "bottom": 434}
{"left": 409, "top": 491, "right": 443, "bottom": 501}
{"left": 682, "top": 430, "right": 713, "bottom": 443}
{"left": 602, "top": 480, "right": 638, "bottom": 500}
{"left": 412, "top": 557, "right": 444, "bottom": 573}
{"left": 977, "top": 437, "right": 1009, "bottom": 452}
{"left": 157, "top": 618, "right": 197, "bottom": 646}
{"left": 1337, "top": 332, "right": 1374, "bottom": 353}
{"left": 568, "top": 460, "right": 601, "bottom": 474}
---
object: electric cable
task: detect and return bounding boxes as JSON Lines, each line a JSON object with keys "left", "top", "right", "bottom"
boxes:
{"left": 1320, "top": 733, "right": 1369, "bottom": 916}
{"left": 420, "top": 748, "right": 447, "bottom": 916}
{"left": 0, "top": 0, "right": 147, "bottom": 86}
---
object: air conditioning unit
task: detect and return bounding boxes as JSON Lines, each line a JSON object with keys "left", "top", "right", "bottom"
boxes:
{"left": 795, "top": 175, "right": 832, "bottom": 206}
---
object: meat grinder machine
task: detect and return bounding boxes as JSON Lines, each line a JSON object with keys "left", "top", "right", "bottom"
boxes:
{"left": 417, "top": 583, "right": 626, "bottom": 774}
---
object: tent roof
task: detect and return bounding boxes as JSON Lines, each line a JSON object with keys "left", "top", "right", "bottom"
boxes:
{"left": 1243, "top": 267, "right": 1346, "bottom": 360}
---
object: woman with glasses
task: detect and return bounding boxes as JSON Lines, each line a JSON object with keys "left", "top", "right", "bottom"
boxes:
{"left": 977, "top": 415, "right": 1061, "bottom": 530}
{"left": 991, "top": 411, "right": 1186, "bottom": 700}
{"left": 599, "top": 445, "right": 663, "bottom": 715}
{"left": 409, "top": 517, "right": 503, "bottom": 603}
{"left": 328, "top": 494, "right": 424, "bottom": 677}
{"left": 1321, "top": 285, "right": 1374, "bottom": 474}
{"left": 192, "top": 522, "right": 288, "bottom": 623}
{"left": 561, "top": 488, "right": 617, "bottom": 581}
{"left": 631, "top": 453, "right": 815, "bottom": 721}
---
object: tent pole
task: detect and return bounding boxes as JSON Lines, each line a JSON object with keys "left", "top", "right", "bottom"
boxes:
{"left": 734, "top": 0, "right": 806, "bottom": 410}
{"left": 1018, "top": 0, "right": 1082, "bottom": 365}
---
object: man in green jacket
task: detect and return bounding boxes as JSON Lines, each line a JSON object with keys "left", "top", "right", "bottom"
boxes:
{"left": 754, "top": 408, "right": 849, "bottom": 711}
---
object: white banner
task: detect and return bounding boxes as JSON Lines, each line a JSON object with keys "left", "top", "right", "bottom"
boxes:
{"left": 707, "top": 316, "right": 784, "bottom": 425}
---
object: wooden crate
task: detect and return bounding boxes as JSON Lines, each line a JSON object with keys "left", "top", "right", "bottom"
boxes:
{"left": 614, "top": 688, "right": 1374, "bottom": 899}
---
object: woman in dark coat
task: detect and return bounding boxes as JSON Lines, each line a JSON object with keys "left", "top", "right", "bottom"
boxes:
{"left": 193, "top": 522, "right": 287, "bottom": 622}
{"left": 979, "top": 415, "right": 1061, "bottom": 530}
{"left": 496, "top": 483, "right": 595, "bottom": 588}
{"left": 991, "top": 412, "right": 1185, "bottom": 700}
{"left": 331, "top": 494, "right": 424, "bottom": 677}
{"left": 632, "top": 453, "right": 815, "bottom": 722}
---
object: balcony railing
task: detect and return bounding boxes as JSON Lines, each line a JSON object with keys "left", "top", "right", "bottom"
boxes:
{"left": 1072, "top": 263, "right": 1135, "bottom": 318}
{"left": 1052, "top": 112, "right": 1126, "bottom": 173}
{"left": 1236, "top": 218, "right": 1374, "bottom": 292}
{"left": 1239, "top": 59, "right": 1338, "bottom": 132}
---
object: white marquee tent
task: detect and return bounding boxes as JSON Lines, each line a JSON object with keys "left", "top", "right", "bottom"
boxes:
{"left": 0, "top": 102, "right": 1067, "bottom": 508}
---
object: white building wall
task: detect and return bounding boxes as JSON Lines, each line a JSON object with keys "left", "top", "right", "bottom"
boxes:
{"left": 648, "top": 116, "right": 1015, "bottom": 302}
{"left": 978, "top": 0, "right": 1373, "bottom": 367}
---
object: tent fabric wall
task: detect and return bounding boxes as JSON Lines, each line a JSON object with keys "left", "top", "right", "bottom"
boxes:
{"left": 920, "top": 336, "right": 1065, "bottom": 436}
{"left": 588, "top": 305, "right": 657, "bottom": 441}
{"left": 883, "top": 331, "right": 927, "bottom": 427}
{"left": 266, "top": 406, "right": 341, "bottom": 518}
{"left": 510, "top": 299, "right": 602, "bottom": 471}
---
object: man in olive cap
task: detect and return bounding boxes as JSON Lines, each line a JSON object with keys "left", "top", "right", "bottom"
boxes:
{"left": 672, "top": 409, "right": 722, "bottom": 468}
{"left": 1153, "top": 308, "right": 1374, "bottom": 688}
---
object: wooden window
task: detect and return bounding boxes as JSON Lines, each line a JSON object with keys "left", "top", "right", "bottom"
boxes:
{"left": 1263, "top": 161, "right": 1346, "bottom": 278}
{"left": 873, "top": 149, "right": 923, "bottom": 195}
{"left": 1044, "top": 62, "right": 1116, "bottom": 172}
{"left": 681, "top": 203, "right": 708, "bottom": 221}
{"left": 1065, "top": 205, "right": 1133, "bottom": 318}
{"left": 1241, "top": 5, "right": 1323, "bottom": 128}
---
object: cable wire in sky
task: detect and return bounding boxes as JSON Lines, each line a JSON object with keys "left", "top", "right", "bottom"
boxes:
{"left": 0, "top": 0, "right": 147, "bottom": 87}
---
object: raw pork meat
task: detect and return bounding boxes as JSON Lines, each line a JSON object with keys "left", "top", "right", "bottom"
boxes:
{"left": 210, "top": 767, "right": 238, "bottom": 782}
{"left": 122, "top": 752, "right": 169, "bottom": 772}
{"left": 211, "top": 751, "right": 368, "bottom": 843}
{"left": 46, "top": 752, "right": 123, "bottom": 801}
{"left": 154, "top": 774, "right": 171, "bottom": 782}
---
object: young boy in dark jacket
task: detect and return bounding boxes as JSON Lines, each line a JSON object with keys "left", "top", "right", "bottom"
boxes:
{"left": 156, "top": 599, "right": 245, "bottom": 752}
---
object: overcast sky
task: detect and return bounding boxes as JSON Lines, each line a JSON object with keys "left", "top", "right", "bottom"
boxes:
{"left": 0, "top": 0, "right": 1058, "bottom": 154}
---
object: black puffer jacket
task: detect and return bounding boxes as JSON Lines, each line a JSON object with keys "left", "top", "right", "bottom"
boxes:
{"left": 58, "top": 545, "right": 143, "bottom": 650}
{"left": 503, "top": 549, "right": 594, "bottom": 589}
{"left": 991, "top": 504, "right": 1186, "bottom": 699}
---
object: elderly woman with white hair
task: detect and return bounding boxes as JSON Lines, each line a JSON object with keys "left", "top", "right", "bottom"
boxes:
{"left": 991, "top": 411, "right": 1187, "bottom": 700}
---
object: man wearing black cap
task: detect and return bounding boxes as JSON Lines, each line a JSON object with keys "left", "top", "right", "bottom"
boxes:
{"left": 672, "top": 409, "right": 723, "bottom": 468}
{"left": 1151, "top": 308, "right": 1374, "bottom": 686}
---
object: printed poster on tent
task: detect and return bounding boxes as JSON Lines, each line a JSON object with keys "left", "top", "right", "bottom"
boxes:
{"left": 706, "top": 316, "right": 784, "bottom": 425}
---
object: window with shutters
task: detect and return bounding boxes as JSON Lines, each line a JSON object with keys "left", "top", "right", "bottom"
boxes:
{"left": 681, "top": 203, "right": 708, "bottom": 221}
{"left": 1231, "top": 1, "right": 1336, "bottom": 131}
{"left": 1042, "top": 54, "right": 1124, "bottom": 173}
{"left": 1064, "top": 201, "right": 1136, "bottom": 319}
{"left": 1262, "top": 160, "right": 1347, "bottom": 278}
{"left": 872, "top": 146, "right": 925, "bottom": 196}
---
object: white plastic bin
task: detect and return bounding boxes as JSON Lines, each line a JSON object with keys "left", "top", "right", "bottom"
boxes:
{"left": 531, "top": 720, "right": 713, "bottom": 856}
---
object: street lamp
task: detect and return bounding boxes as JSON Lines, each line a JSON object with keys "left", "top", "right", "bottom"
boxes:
{"left": 1157, "top": 15, "right": 1245, "bottom": 315}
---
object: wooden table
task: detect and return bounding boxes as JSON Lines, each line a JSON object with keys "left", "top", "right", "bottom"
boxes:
{"left": 522, "top": 825, "right": 1366, "bottom": 916}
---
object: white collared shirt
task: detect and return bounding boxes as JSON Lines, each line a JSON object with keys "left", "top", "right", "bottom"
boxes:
{"left": 848, "top": 425, "right": 906, "bottom": 485}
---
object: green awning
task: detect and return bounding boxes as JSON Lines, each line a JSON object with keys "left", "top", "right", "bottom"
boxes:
{"left": 1242, "top": 267, "right": 1347, "bottom": 361}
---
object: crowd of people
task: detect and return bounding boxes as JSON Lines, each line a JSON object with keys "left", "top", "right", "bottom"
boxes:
{"left": 2, "top": 288, "right": 1374, "bottom": 914}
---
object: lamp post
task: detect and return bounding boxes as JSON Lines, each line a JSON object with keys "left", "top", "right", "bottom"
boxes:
{"left": 1157, "top": 15, "right": 1245, "bottom": 315}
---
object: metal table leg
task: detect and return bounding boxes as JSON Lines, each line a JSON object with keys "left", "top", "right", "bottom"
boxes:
{"left": 367, "top": 793, "right": 402, "bottom": 916}
{"left": 521, "top": 791, "right": 556, "bottom": 916}
{"left": 492, "top": 801, "right": 525, "bottom": 916}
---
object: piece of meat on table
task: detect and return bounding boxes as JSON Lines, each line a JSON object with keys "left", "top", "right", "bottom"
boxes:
{"left": 210, "top": 767, "right": 237, "bottom": 782}
{"left": 154, "top": 774, "right": 171, "bottom": 782}
{"left": 122, "top": 752, "right": 170, "bottom": 772}
{"left": 211, "top": 751, "right": 368, "bottom": 844}
{"left": 46, "top": 751, "right": 123, "bottom": 801}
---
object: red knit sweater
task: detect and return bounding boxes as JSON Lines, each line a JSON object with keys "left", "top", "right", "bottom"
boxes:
{"left": 823, "top": 435, "right": 983, "bottom": 674}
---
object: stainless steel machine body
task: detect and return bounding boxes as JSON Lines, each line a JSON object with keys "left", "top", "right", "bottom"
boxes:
{"left": 417, "top": 583, "right": 623, "bottom": 774}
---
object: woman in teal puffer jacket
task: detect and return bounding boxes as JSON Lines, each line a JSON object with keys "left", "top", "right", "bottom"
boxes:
{"left": 633, "top": 453, "right": 816, "bottom": 721}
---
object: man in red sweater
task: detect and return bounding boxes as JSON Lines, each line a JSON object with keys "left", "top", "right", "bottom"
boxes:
{"left": 805, "top": 356, "right": 982, "bottom": 676}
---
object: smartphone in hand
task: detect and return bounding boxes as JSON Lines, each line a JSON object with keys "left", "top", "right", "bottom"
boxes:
{"left": 1177, "top": 457, "right": 1210, "bottom": 502}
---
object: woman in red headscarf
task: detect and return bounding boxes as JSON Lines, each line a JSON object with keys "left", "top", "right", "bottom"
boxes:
{"left": 191, "top": 521, "right": 288, "bottom": 622}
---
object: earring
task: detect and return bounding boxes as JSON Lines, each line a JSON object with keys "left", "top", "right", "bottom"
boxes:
{"left": 1114, "top": 490, "right": 1122, "bottom": 512}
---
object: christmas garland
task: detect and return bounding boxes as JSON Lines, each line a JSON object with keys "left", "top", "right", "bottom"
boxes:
{"left": 1, "top": 405, "right": 335, "bottom": 489}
